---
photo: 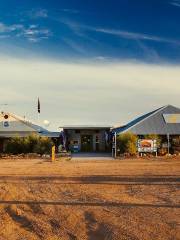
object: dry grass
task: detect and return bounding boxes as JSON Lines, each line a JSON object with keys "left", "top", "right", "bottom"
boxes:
{"left": 0, "top": 157, "right": 179, "bottom": 240}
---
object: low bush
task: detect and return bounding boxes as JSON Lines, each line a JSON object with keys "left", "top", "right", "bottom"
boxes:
{"left": 34, "top": 137, "right": 53, "bottom": 155}
{"left": 4, "top": 134, "right": 53, "bottom": 155}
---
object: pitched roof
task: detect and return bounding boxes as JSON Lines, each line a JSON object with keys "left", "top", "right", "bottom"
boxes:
{"left": 0, "top": 112, "right": 60, "bottom": 138}
{"left": 113, "top": 105, "right": 180, "bottom": 135}
{"left": 62, "top": 125, "right": 112, "bottom": 130}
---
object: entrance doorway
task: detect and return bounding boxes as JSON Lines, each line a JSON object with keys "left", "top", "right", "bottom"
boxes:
{"left": 0, "top": 139, "right": 4, "bottom": 152}
{"left": 81, "top": 135, "right": 93, "bottom": 152}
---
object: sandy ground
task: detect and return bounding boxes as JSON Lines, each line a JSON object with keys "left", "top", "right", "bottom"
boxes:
{"left": 0, "top": 157, "right": 179, "bottom": 240}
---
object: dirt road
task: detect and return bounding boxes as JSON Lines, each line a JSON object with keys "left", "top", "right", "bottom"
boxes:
{"left": 0, "top": 157, "right": 179, "bottom": 240}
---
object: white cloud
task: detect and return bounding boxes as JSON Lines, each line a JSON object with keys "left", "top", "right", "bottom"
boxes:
{"left": 0, "top": 21, "right": 51, "bottom": 42}
{"left": 0, "top": 56, "right": 180, "bottom": 130}
{"left": 0, "top": 23, "right": 24, "bottom": 33}
{"left": 27, "top": 37, "right": 40, "bottom": 43}
{"left": 29, "top": 25, "right": 38, "bottom": 29}
{"left": 22, "top": 27, "right": 51, "bottom": 42}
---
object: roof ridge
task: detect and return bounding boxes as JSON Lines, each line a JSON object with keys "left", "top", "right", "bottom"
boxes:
{"left": 119, "top": 105, "right": 167, "bottom": 133}
{"left": 7, "top": 112, "right": 43, "bottom": 132}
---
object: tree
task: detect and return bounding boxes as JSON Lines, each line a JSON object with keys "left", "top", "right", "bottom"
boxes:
{"left": 116, "top": 132, "right": 138, "bottom": 155}
{"left": 34, "top": 137, "right": 53, "bottom": 155}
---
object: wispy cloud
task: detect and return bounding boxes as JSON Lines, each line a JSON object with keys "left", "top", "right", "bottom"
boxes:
{"left": 136, "top": 40, "right": 161, "bottom": 62}
{"left": 28, "top": 9, "right": 48, "bottom": 18}
{"left": 62, "top": 37, "right": 87, "bottom": 54}
{"left": 59, "top": 19, "right": 100, "bottom": 46}
{"left": 94, "top": 56, "right": 109, "bottom": 61}
{"left": 61, "top": 9, "right": 80, "bottom": 14}
{"left": 90, "top": 27, "right": 180, "bottom": 45}
{"left": 0, "top": 23, "right": 24, "bottom": 33}
{"left": 61, "top": 20, "right": 180, "bottom": 46}
{"left": 0, "top": 34, "right": 10, "bottom": 39}
{"left": 60, "top": 19, "right": 85, "bottom": 37}
{"left": 170, "top": 0, "right": 180, "bottom": 7}
{"left": 0, "top": 22, "right": 51, "bottom": 43}
{"left": 22, "top": 26, "right": 51, "bottom": 42}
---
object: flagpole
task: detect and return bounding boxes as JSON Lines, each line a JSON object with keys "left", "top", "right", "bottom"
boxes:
{"left": 37, "top": 98, "right": 41, "bottom": 132}
{"left": 38, "top": 112, "right": 40, "bottom": 126}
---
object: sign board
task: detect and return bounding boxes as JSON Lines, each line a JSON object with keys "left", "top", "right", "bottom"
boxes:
{"left": 137, "top": 139, "right": 157, "bottom": 153}
{"left": 163, "top": 114, "right": 180, "bottom": 123}
{"left": 73, "top": 145, "right": 79, "bottom": 153}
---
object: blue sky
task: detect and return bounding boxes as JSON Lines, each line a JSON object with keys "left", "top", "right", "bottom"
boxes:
{"left": 1, "top": 0, "right": 180, "bottom": 130}
{"left": 0, "top": 0, "right": 180, "bottom": 62}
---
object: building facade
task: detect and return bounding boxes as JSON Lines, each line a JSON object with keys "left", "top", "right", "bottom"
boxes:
{"left": 0, "top": 111, "right": 60, "bottom": 152}
{"left": 2, "top": 105, "right": 180, "bottom": 155}
{"left": 62, "top": 126, "right": 111, "bottom": 153}
{"left": 113, "top": 105, "right": 180, "bottom": 154}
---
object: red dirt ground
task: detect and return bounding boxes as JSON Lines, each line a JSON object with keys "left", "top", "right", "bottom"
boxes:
{"left": 0, "top": 157, "right": 179, "bottom": 240}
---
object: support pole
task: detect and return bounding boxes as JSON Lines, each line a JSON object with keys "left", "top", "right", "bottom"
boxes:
{"left": 114, "top": 132, "right": 117, "bottom": 159}
{"left": 37, "top": 112, "right": 41, "bottom": 132}
{"left": 167, "top": 133, "right": 170, "bottom": 155}
{"left": 38, "top": 112, "right": 40, "bottom": 123}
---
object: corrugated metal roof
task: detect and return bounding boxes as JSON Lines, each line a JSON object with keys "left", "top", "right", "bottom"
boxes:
{"left": 0, "top": 112, "right": 60, "bottom": 138}
{"left": 62, "top": 125, "right": 112, "bottom": 130}
{"left": 40, "top": 131, "right": 60, "bottom": 137}
{"left": 113, "top": 105, "right": 180, "bottom": 135}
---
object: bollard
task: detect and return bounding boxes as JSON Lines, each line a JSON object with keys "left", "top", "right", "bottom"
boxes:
{"left": 52, "top": 145, "right": 55, "bottom": 162}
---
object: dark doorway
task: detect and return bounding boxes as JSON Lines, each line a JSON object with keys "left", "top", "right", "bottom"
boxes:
{"left": 95, "top": 135, "right": 100, "bottom": 152}
{"left": 0, "top": 139, "right": 4, "bottom": 153}
{"left": 81, "top": 135, "right": 93, "bottom": 152}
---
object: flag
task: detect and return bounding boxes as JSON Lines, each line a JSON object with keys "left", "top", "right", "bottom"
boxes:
{"left": 38, "top": 98, "right": 40, "bottom": 113}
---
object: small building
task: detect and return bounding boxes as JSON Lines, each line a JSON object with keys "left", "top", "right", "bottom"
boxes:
{"left": 0, "top": 111, "right": 60, "bottom": 152}
{"left": 62, "top": 125, "right": 111, "bottom": 152}
{"left": 113, "top": 105, "right": 180, "bottom": 154}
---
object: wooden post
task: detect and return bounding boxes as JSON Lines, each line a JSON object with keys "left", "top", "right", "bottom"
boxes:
{"left": 52, "top": 145, "right": 55, "bottom": 162}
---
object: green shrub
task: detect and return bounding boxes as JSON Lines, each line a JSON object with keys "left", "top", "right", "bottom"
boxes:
{"left": 127, "top": 141, "right": 137, "bottom": 155}
{"left": 5, "top": 136, "right": 24, "bottom": 154}
{"left": 34, "top": 137, "right": 53, "bottom": 155}
{"left": 5, "top": 134, "right": 53, "bottom": 155}
{"left": 116, "top": 132, "right": 137, "bottom": 155}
